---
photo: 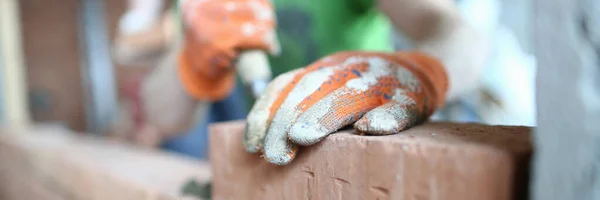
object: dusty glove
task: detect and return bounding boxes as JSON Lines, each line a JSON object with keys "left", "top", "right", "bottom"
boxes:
{"left": 178, "top": 0, "right": 279, "bottom": 101}
{"left": 243, "top": 51, "right": 448, "bottom": 165}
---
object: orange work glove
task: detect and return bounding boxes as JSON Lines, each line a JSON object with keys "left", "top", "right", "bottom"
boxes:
{"left": 178, "top": 0, "right": 279, "bottom": 101}
{"left": 243, "top": 51, "right": 448, "bottom": 165}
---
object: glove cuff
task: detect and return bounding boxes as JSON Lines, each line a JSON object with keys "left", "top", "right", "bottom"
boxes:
{"left": 394, "top": 52, "right": 449, "bottom": 116}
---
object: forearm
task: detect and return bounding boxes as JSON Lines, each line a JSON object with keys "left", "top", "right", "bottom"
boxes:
{"left": 378, "top": 0, "right": 460, "bottom": 43}
{"left": 378, "top": 0, "right": 488, "bottom": 101}
{"left": 140, "top": 43, "right": 200, "bottom": 135}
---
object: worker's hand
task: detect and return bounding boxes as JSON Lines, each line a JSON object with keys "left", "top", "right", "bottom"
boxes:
{"left": 243, "top": 51, "right": 448, "bottom": 165}
{"left": 178, "top": 0, "right": 279, "bottom": 101}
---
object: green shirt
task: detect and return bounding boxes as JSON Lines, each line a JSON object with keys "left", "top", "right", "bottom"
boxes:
{"left": 269, "top": 0, "right": 394, "bottom": 76}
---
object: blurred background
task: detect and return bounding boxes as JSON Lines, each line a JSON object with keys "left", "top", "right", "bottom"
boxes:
{"left": 0, "top": 0, "right": 536, "bottom": 160}
{"left": 3, "top": 1, "right": 600, "bottom": 199}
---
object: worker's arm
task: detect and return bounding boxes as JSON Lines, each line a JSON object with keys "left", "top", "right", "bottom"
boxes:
{"left": 378, "top": 0, "right": 488, "bottom": 100}
{"left": 110, "top": 0, "right": 279, "bottom": 144}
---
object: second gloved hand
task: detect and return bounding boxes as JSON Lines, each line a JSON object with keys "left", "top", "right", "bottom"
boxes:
{"left": 243, "top": 51, "right": 449, "bottom": 165}
{"left": 179, "top": 0, "right": 279, "bottom": 101}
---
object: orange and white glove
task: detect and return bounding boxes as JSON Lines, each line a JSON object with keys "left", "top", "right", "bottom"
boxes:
{"left": 178, "top": 0, "right": 279, "bottom": 101}
{"left": 243, "top": 51, "right": 448, "bottom": 165}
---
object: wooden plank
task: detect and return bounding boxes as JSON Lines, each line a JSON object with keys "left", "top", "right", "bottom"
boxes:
{"left": 531, "top": 0, "right": 600, "bottom": 199}
{"left": 210, "top": 121, "right": 532, "bottom": 200}
{"left": 0, "top": 125, "right": 211, "bottom": 200}
{"left": 0, "top": 0, "right": 30, "bottom": 124}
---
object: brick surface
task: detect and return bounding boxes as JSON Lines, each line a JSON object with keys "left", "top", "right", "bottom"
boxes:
{"left": 0, "top": 125, "right": 211, "bottom": 200}
{"left": 209, "top": 121, "right": 532, "bottom": 200}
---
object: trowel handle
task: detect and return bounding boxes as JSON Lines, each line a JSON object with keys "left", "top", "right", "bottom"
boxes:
{"left": 235, "top": 50, "right": 272, "bottom": 98}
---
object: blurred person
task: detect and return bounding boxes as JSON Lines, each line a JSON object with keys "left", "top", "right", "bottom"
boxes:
{"left": 111, "top": 0, "right": 253, "bottom": 158}
{"left": 111, "top": 0, "right": 490, "bottom": 162}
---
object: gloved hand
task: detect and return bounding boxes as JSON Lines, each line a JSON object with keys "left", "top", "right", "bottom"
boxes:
{"left": 178, "top": 0, "right": 279, "bottom": 101}
{"left": 243, "top": 51, "right": 448, "bottom": 165}
{"left": 109, "top": 0, "right": 279, "bottom": 147}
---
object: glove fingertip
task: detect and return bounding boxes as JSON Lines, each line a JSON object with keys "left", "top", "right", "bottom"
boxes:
{"left": 264, "top": 144, "right": 297, "bottom": 165}
{"left": 242, "top": 123, "right": 263, "bottom": 153}
{"left": 288, "top": 122, "right": 329, "bottom": 146}
{"left": 354, "top": 117, "right": 405, "bottom": 135}
{"left": 242, "top": 140, "right": 262, "bottom": 153}
{"left": 353, "top": 107, "right": 416, "bottom": 135}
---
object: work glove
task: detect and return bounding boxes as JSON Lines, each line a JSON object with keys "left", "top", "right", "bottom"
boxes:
{"left": 178, "top": 0, "right": 280, "bottom": 101}
{"left": 243, "top": 51, "right": 449, "bottom": 165}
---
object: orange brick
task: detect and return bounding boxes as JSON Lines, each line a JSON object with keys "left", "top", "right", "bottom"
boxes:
{"left": 209, "top": 121, "right": 532, "bottom": 200}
